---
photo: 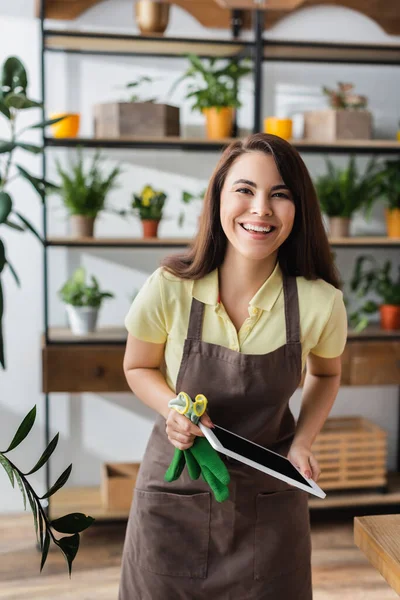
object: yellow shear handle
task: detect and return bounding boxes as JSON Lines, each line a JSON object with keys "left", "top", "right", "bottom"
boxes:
{"left": 193, "top": 394, "right": 208, "bottom": 417}
{"left": 174, "top": 392, "right": 191, "bottom": 415}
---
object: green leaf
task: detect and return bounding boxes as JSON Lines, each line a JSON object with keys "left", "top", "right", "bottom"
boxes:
{"left": 0, "top": 101, "right": 10, "bottom": 119}
{"left": 0, "top": 239, "right": 5, "bottom": 273}
{"left": 51, "top": 512, "right": 95, "bottom": 534}
{"left": 16, "top": 142, "right": 43, "bottom": 154}
{"left": 40, "top": 463, "right": 72, "bottom": 499}
{"left": 14, "top": 470, "right": 27, "bottom": 510}
{"left": 38, "top": 510, "right": 44, "bottom": 550}
{"left": 0, "top": 454, "right": 14, "bottom": 486}
{"left": 0, "top": 192, "right": 12, "bottom": 224}
{"left": 25, "top": 433, "right": 59, "bottom": 476}
{"left": 40, "top": 530, "right": 50, "bottom": 572}
{"left": 4, "top": 94, "right": 41, "bottom": 110}
{"left": 5, "top": 219, "right": 25, "bottom": 232}
{"left": 25, "top": 116, "right": 66, "bottom": 130}
{"left": 5, "top": 258, "right": 20, "bottom": 286}
{"left": 2, "top": 57, "right": 28, "bottom": 94}
{"left": 0, "top": 140, "right": 16, "bottom": 154}
{"left": 16, "top": 164, "right": 59, "bottom": 197}
{"left": 14, "top": 212, "right": 43, "bottom": 244}
{"left": 55, "top": 533, "right": 80, "bottom": 577}
{"left": 26, "top": 487, "right": 39, "bottom": 545}
{"left": 0, "top": 277, "right": 4, "bottom": 368}
{"left": 2, "top": 406, "right": 36, "bottom": 453}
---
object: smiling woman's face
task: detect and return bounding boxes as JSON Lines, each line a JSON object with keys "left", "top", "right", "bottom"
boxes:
{"left": 220, "top": 151, "right": 296, "bottom": 263}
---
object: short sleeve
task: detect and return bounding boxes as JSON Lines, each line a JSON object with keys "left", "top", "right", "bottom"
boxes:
{"left": 124, "top": 268, "right": 167, "bottom": 343}
{"left": 310, "top": 288, "right": 348, "bottom": 358}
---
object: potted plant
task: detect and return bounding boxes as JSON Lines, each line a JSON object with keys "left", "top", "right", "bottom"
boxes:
{"left": 178, "top": 188, "right": 206, "bottom": 228}
{"left": 169, "top": 54, "right": 252, "bottom": 140}
{"left": 94, "top": 76, "right": 179, "bottom": 138}
{"left": 304, "top": 82, "right": 372, "bottom": 142}
{"left": 314, "top": 156, "right": 380, "bottom": 237}
{"left": 131, "top": 184, "right": 167, "bottom": 238}
{"left": 349, "top": 256, "right": 400, "bottom": 332}
{"left": 59, "top": 267, "right": 114, "bottom": 335}
{"left": 55, "top": 148, "right": 121, "bottom": 238}
{"left": 375, "top": 159, "right": 400, "bottom": 238}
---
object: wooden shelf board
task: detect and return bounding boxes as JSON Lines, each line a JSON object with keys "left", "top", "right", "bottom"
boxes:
{"left": 46, "top": 324, "right": 400, "bottom": 344}
{"left": 51, "top": 473, "right": 400, "bottom": 520}
{"left": 309, "top": 473, "right": 400, "bottom": 509}
{"left": 44, "top": 31, "right": 250, "bottom": 58}
{"left": 329, "top": 236, "right": 400, "bottom": 246}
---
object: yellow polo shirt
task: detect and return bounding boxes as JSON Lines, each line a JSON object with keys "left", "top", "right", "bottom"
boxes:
{"left": 125, "top": 262, "right": 347, "bottom": 392}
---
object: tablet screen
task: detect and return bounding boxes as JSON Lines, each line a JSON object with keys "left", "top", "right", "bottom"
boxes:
{"left": 213, "top": 425, "right": 312, "bottom": 488}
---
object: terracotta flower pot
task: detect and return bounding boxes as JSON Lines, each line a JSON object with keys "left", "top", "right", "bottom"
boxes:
{"left": 203, "top": 107, "right": 234, "bottom": 140}
{"left": 385, "top": 208, "right": 400, "bottom": 238}
{"left": 142, "top": 219, "right": 160, "bottom": 238}
{"left": 135, "top": 0, "right": 170, "bottom": 35}
{"left": 380, "top": 305, "right": 400, "bottom": 331}
{"left": 328, "top": 217, "right": 351, "bottom": 238}
{"left": 70, "top": 215, "right": 95, "bottom": 237}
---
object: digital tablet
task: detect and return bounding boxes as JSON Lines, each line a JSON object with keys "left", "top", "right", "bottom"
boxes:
{"left": 199, "top": 423, "right": 326, "bottom": 499}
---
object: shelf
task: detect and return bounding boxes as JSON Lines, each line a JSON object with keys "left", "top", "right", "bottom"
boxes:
{"left": 51, "top": 472, "right": 400, "bottom": 520}
{"left": 46, "top": 325, "right": 400, "bottom": 345}
{"left": 44, "top": 136, "right": 400, "bottom": 154}
{"left": 45, "top": 235, "right": 400, "bottom": 248}
{"left": 43, "top": 30, "right": 400, "bottom": 66}
{"left": 44, "top": 30, "right": 251, "bottom": 59}
{"left": 263, "top": 39, "right": 400, "bottom": 65}
{"left": 46, "top": 236, "right": 192, "bottom": 248}
{"left": 309, "top": 472, "right": 400, "bottom": 509}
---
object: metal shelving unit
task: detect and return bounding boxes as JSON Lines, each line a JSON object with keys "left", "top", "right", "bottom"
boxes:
{"left": 39, "top": 0, "right": 400, "bottom": 519}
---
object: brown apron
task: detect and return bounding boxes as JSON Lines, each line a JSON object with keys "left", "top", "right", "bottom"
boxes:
{"left": 119, "top": 271, "right": 312, "bottom": 600}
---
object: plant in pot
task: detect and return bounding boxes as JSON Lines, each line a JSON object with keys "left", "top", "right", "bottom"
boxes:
{"left": 169, "top": 54, "right": 252, "bottom": 140}
{"left": 178, "top": 188, "right": 206, "bottom": 228}
{"left": 349, "top": 255, "right": 400, "bottom": 332}
{"left": 55, "top": 148, "right": 121, "bottom": 238}
{"left": 59, "top": 267, "right": 114, "bottom": 335}
{"left": 131, "top": 184, "right": 167, "bottom": 238}
{"left": 375, "top": 159, "right": 400, "bottom": 238}
{"left": 314, "top": 155, "right": 380, "bottom": 237}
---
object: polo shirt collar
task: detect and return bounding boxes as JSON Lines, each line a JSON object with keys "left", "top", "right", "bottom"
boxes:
{"left": 192, "top": 260, "right": 283, "bottom": 312}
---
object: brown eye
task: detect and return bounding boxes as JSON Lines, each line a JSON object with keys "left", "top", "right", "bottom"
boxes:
{"left": 236, "top": 188, "right": 252, "bottom": 195}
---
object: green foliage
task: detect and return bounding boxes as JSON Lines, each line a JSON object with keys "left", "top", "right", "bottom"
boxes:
{"left": 349, "top": 255, "right": 400, "bottom": 331}
{"left": 322, "top": 82, "right": 368, "bottom": 110}
{"left": 124, "top": 76, "right": 156, "bottom": 103}
{"left": 58, "top": 267, "right": 114, "bottom": 308}
{"left": 169, "top": 54, "right": 252, "bottom": 113}
{"left": 314, "top": 156, "right": 381, "bottom": 218}
{"left": 132, "top": 184, "right": 167, "bottom": 221}
{"left": 0, "top": 55, "right": 62, "bottom": 368}
{"left": 0, "top": 406, "right": 95, "bottom": 574}
{"left": 375, "top": 159, "right": 400, "bottom": 210}
{"left": 178, "top": 188, "right": 206, "bottom": 227}
{"left": 56, "top": 148, "right": 121, "bottom": 218}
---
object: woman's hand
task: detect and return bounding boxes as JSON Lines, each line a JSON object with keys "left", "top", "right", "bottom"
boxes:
{"left": 165, "top": 409, "right": 214, "bottom": 450}
{"left": 287, "top": 442, "right": 321, "bottom": 482}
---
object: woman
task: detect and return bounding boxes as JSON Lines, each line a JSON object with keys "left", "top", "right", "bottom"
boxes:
{"left": 119, "top": 133, "right": 347, "bottom": 599}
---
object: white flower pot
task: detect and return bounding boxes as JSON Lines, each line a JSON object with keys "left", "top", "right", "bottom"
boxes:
{"left": 66, "top": 305, "right": 99, "bottom": 335}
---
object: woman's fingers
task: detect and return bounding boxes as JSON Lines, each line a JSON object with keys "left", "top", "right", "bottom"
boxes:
{"left": 166, "top": 409, "right": 198, "bottom": 448}
{"left": 200, "top": 412, "right": 214, "bottom": 429}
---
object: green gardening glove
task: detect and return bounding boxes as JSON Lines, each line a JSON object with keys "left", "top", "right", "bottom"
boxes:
{"left": 188, "top": 437, "right": 230, "bottom": 503}
{"left": 164, "top": 447, "right": 201, "bottom": 482}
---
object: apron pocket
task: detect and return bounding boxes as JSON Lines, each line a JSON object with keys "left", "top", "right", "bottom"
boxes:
{"left": 129, "top": 489, "right": 211, "bottom": 579}
{"left": 254, "top": 488, "right": 311, "bottom": 582}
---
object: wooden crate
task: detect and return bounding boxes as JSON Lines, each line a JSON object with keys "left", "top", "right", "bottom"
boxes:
{"left": 303, "top": 109, "right": 372, "bottom": 141}
{"left": 312, "top": 417, "right": 387, "bottom": 491}
{"left": 101, "top": 462, "right": 140, "bottom": 510}
{"left": 93, "top": 102, "right": 180, "bottom": 138}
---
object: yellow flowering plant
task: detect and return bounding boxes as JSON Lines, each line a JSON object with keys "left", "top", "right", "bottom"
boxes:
{"left": 131, "top": 185, "right": 167, "bottom": 220}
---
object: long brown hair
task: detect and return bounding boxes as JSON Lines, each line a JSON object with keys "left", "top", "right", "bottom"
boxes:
{"left": 161, "top": 133, "right": 341, "bottom": 288}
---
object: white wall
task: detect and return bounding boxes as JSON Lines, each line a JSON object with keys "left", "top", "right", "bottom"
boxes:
{"left": 0, "top": 0, "right": 399, "bottom": 513}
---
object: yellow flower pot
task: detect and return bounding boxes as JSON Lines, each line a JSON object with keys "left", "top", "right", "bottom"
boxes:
{"left": 264, "top": 117, "right": 293, "bottom": 141}
{"left": 385, "top": 208, "right": 400, "bottom": 238}
{"left": 50, "top": 113, "right": 80, "bottom": 138}
{"left": 203, "top": 107, "right": 234, "bottom": 140}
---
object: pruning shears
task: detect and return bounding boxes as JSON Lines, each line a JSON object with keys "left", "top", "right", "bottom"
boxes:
{"left": 169, "top": 392, "right": 208, "bottom": 424}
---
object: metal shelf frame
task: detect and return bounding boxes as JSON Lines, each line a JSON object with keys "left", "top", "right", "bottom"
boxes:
{"left": 39, "top": 2, "right": 400, "bottom": 518}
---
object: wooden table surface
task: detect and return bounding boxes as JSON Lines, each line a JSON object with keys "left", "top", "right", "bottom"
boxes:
{"left": 354, "top": 514, "right": 400, "bottom": 595}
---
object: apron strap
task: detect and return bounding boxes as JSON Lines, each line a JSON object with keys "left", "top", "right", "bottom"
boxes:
{"left": 187, "top": 297, "right": 205, "bottom": 341}
{"left": 283, "top": 273, "right": 300, "bottom": 345}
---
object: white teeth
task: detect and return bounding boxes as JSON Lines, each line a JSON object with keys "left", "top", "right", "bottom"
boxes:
{"left": 242, "top": 223, "right": 272, "bottom": 233}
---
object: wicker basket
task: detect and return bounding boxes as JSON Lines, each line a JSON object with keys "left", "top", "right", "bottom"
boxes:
{"left": 312, "top": 417, "right": 387, "bottom": 491}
